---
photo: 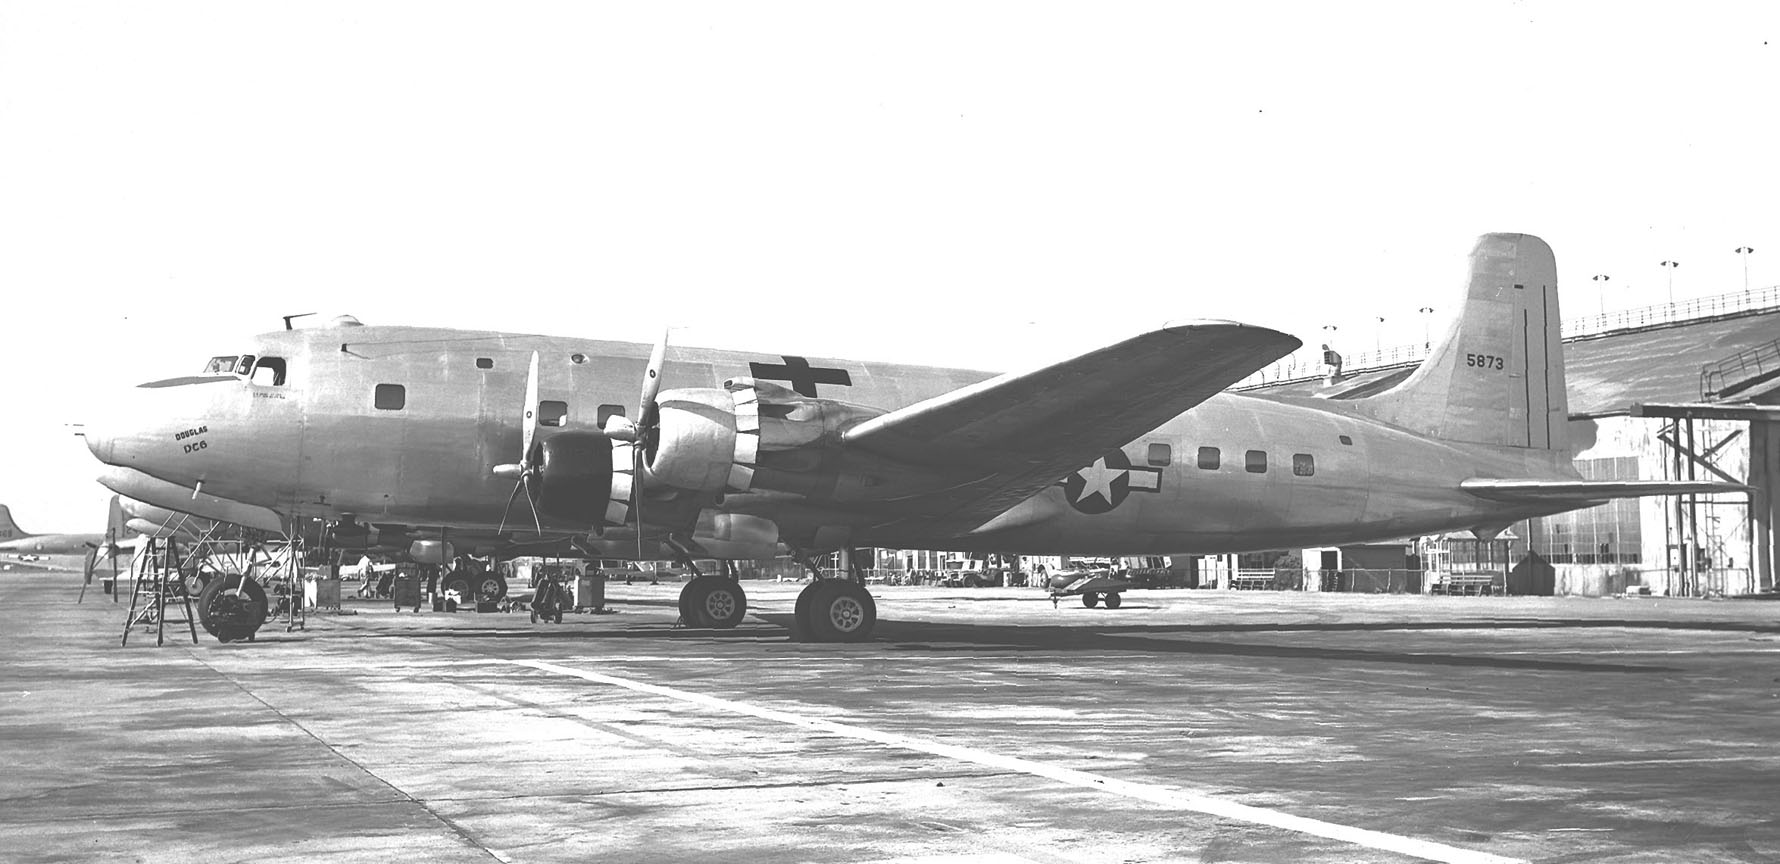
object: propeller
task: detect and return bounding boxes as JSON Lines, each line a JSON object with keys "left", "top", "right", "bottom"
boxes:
{"left": 493, "top": 351, "right": 544, "bottom": 536}
{"left": 602, "top": 330, "right": 671, "bottom": 559}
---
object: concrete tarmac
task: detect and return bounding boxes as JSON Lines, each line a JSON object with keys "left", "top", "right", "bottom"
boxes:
{"left": 2, "top": 570, "right": 1777, "bottom": 863}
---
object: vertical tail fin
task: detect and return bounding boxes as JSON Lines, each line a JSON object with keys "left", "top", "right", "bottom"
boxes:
{"left": 106, "top": 495, "right": 127, "bottom": 543}
{"left": 1355, "top": 233, "right": 1569, "bottom": 450}
{"left": 0, "top": 504, "right": 24, "bottom": 541}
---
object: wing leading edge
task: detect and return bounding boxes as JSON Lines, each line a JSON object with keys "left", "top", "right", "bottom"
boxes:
{"left": 1460, "top": 478, "right": 1750, "bottom": 505}
{"left": 843, "top": 320, "right": 1301, "bottom": 531}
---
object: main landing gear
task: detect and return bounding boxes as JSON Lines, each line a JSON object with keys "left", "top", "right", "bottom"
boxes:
{"left": 673, "top": 554, "right": 749, "bottom": 630}
{"left": 788, "top": 548, "right": 878, "bottom": 643}
{"left": 667, "top": 549, "right": 882, "bottom": 642}
{"left": 793, "top": 578, "right": 876, "bottom": 642}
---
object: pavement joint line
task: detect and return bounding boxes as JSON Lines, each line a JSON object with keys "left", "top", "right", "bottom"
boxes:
{"left": 181, "top": 648, "right": 508, "bottom": 863}
{"left": 419, "top": 768, "right": 1026, "bottom": 804}
{"left": 508, "top": 658, "right": 1527, "bottom": 864}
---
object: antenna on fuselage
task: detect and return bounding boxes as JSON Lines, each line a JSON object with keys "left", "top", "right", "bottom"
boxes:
{"left": 281, "top": 313, "right": 317, "bottom": 330}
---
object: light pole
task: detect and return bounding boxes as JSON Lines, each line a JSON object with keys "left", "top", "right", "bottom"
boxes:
{"left": 1417, "top": 306, "right": 1434, "bottom": 351}
{"left": 1735, "top": 246, "right": 1755, "bottom": 293}
{"left": 1374, "top": 316, "right": 1384, "bottom": 354}
{"left": 1659, "top": 260, "right": 1680, "bottom": 305}
{"left": 1592, "top": 274, "right": 1610, "bottom": 317}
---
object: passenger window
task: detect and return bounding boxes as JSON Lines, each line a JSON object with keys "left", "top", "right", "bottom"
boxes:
{"left": 374, "top": 384, "right": 405, "bottom": 411}
{"left": 1338, "top": 434, "right": 1353, "bottom": 446}
{"left": 1293, "top": 454, "right": 1315, "bottom": 476}
{"left": 1196, "top": 446, "right": 1220, "bottom": 470}
{"left": 1245, "top": 450, "right": 1268, "bottom": 473}
{"left": 539, "top": 400, "right": 569, "bottom": 427}
{"left": 597, "top": 404, "right": 627, "bottom": 427}
{"left": 234, "top": 355, "right": 256, "bottom": 376}
{"left": 251, "top": 357, "right": 286, "bottom": 386}
{"left": 1147, "top": 443, "right": 1172, "bottom": 466}
{"left": 475, "top": 357, "right": 494, "bottom": 370}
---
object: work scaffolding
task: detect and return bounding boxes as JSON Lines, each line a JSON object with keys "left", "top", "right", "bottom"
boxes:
{"left": 122, "top": 512, "right": 310, "bottom": 643}
{"left": 1632, "top": 399, "right": 1780, "bottom": 597}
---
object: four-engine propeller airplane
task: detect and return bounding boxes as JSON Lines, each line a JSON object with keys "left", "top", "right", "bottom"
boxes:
{"left": 80, "top": 234, "right": 1743, "bottom": 642}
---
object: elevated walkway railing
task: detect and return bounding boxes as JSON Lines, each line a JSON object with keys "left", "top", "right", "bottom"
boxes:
{"left": 1235, "top": 283, "right": 1780, "bottom": 391}
{"left": 1701, "top": 336, "right": 1780, "bottom": 401}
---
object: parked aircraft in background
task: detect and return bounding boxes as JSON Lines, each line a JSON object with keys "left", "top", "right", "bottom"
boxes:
{"left": 80, "top": 234, "right": 1744, "bottom": 642}
{"left": 0, "top": 498, "right": 131, "bottom": 558}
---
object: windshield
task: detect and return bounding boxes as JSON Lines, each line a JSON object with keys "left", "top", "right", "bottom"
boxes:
{"left": 201, "top": 355, "right": 239, "bottom": 375}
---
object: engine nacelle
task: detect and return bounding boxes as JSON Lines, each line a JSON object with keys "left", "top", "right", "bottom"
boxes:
{"left": 533, "top": 430, "right": 625, "bottom": 528}
{"left": 647, "top": 389, "right": 740, "bottom": 492}
{"left": 646, "top": 379, "right": 884, "bottom": 496}
{"left": 408, "top": 539, "right": 455, "bottom": 565}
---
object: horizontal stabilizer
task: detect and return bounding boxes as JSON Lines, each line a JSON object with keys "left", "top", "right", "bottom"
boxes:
{"left": 1461, "top": 478, "right": 1750, "bottom": 504}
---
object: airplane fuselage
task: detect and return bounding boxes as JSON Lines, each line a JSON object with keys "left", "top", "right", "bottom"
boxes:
{"left": 87, "top": 323, "right": 1574, "bottom": 557}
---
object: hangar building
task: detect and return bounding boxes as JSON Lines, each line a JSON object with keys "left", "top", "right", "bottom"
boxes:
{"left": 1223, "top": 284, "right": 1779, "bottom": 597}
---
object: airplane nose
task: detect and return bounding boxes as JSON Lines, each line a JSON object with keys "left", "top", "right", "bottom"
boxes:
{"left": 79, "top": 382, "right": 174, "bottom": 472}
{"left": 80, "top": 401, "right": 121, "bottom": 465}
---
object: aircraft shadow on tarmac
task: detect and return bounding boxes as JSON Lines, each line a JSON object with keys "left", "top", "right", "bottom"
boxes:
{"left": 326, "top": 610, "right": 1682, "bottom": 674}
{"left": 845, "top": 617, "right": 1680, "bottom": 674}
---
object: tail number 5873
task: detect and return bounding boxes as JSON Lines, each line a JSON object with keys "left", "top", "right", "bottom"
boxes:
{"left": 1466, "top": 353, "right": 1504, "bottom": 371}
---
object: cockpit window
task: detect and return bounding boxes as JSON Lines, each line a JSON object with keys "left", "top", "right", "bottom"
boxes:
{"left": 202, "top": 355, "right": 238, "bottom": 375}
{"left": 234, "top": 355, "right": 256, "bottom": 376}
{"left": 251, "top": 356, "right": 287, "bottom": 386}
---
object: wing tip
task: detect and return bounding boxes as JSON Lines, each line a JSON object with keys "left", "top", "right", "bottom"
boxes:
{"left": 1158, "top": 319, "right": 1302, "bottom": 350}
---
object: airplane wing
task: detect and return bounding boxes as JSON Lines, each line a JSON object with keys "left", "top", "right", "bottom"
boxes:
{"left": 843, "top": 321, "right": 1300, "bottom": 530}
{"left": 1460, "top": 478, "right": 1750, "bottom": 504}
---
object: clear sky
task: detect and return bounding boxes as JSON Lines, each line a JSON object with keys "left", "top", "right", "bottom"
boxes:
{"left": 1, "top": 1, "right": 1775, "bottom": 531}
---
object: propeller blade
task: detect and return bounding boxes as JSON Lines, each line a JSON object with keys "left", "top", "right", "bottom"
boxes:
{"left": 497, "top": 480, "right": 525, "bottom": 534}
{"left": 521, "top": 350, "right": 541, "bottom": 466}
{"left": 637, "top": 330, "right": 668, "bottom": 434}
{"left": 634, "top": 440, "right": 646, "bottom": 561}
{"left": 522, "top": 474, "right": 543, "bottom": 537}
{"left": 631, "top": 329, "right": 669, "bottom": 564}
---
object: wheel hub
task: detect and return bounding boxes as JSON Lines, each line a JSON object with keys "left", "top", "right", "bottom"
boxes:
{"left": 828, "top": 597, "right": 864, "bottom": 632}
{"left": 704, "top": 590, "right": 736, "bottom": 620}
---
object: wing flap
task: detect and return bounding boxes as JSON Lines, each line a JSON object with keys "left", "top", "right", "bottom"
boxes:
{"left": 845, "top": 321, "right": 1300, "bottom": 528}
{"left": 1461, "top": 478, "right": 1750, "bottom": 504}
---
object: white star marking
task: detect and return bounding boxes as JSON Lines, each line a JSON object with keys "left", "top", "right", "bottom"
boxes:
{"left": 1075, "top": 457, "right": 1127, "bottom": 504}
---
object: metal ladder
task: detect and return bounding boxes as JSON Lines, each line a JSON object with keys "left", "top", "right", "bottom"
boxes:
{"left": 122, "top": 538, "right": 198, "bottom": 646}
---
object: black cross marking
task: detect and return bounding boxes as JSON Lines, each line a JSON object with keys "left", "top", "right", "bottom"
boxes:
{"left": 748, "top": 356, "right": 852, "bottom": 398}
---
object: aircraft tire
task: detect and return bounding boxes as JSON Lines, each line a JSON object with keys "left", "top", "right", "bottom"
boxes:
{"left": 472, "top": 573, "right": 508, "bottom": 603}
{"left": 678, "top": 581, "right": 703, "bottom": 627}
{"left": 791, "top": 580, "right": 824, "bottom": 640}
{"left": 1081, "top": 592, "right": 1100, "bottom": 608}
{"left": 684, "top": 576, "right": 747, "bottom": 629}
{"left": 1103, "top": 592, "right": 1123, "bottom": 609}
{"left": 442, "top": 572, "right": 474, "bottom": 602}
{"left": 197, "top": 576, "right": 268, "bottom": 643}
{"left": 802, "top": 580, "right": 876, "bottom": 643}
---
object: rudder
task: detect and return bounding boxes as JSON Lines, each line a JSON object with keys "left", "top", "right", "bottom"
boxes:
{"left": 1355, "top": 233, "right": 1569, "bottom": 450}
{"left": 0, "top": 505, "right": 23, "bottom": 541}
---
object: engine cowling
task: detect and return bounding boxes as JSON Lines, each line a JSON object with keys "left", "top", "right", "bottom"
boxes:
{"left": 523, "top": 379, "right": 881, "bottom": 535}
{"left": 533, "top": 430, "right": 631, "bottom": 530}
{"left": 645, "top": 378, "right": 884, "bottom": 497}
